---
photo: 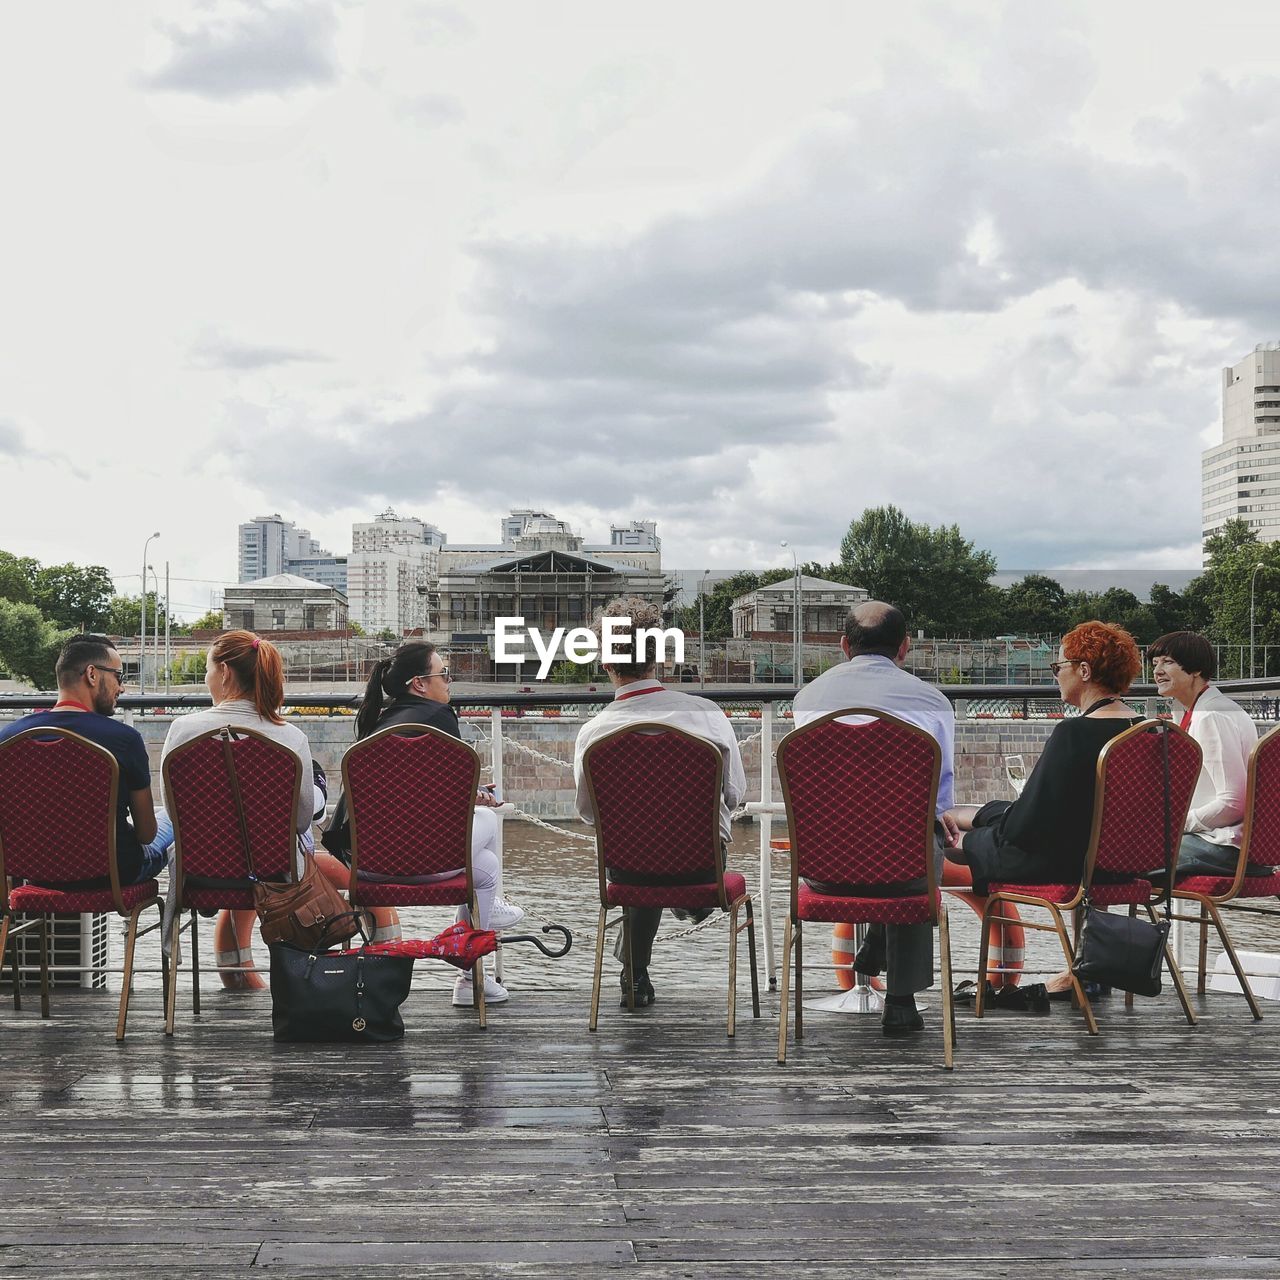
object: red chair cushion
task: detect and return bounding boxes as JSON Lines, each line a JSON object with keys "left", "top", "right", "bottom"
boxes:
{"left": 606, "top": 870, "right": 747, "bottom": 910}
{"left": 1175, "top": 872, "right": 1280, "bottom": 899}
{"left": 9, "top": 878, "right": 160, "bottom": 914}
{"left": 350, "top": 872, "right": 468, "bottom": 908}
{"left": 990, "top": 880, "right": 1151, "bottom": 907}
{"left": 797, "top": 881, "right": 937, "bottom": 925}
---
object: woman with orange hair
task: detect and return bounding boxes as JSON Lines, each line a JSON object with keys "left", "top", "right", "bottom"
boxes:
{"left": 161, "top": 630, "right": 326, "bottom": 989}
{"left": 947, "top": 621, "right": 1144, "bottom": 891}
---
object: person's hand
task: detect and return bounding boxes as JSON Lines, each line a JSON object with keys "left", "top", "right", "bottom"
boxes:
{"left": 475, "top": 788, "right": 501, "bottom": 807}
{"left": 941, "top": 809, "right": 963, "bottom": 849}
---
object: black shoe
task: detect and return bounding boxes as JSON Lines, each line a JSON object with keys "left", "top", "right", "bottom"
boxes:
{"left": 671, "top": 907, "right": 715, "bottom": 925}
{"left": 881, "top": 1001, "right": 924, "bottom": 1036}
{"left": 852, "top": 933, "right": 886, "bottom": 978}
{"left": 619, "top": 973, "right": 656, "bottom": 1008}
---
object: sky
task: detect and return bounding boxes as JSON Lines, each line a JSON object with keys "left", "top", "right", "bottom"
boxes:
{"left": 2, "top": 0, "right": 1279, "bottom": 618}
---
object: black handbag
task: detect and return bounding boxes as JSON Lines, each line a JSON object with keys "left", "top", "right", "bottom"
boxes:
{"left": 1072, "top": 722, "right": 1174, "bottom": 997}
{"left": 269, "top": 942, "right": 414, "bottom": 1042}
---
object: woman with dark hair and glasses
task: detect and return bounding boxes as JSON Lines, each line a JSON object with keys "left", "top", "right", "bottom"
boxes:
{"left": 320, "top": 641, "right": 525, "bottom": 1006}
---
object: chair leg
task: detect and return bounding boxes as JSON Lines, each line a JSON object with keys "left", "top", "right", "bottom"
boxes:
{"left": 727, "top": 901, "right": 739, "bottom": 1038}
{"left": 1203, "top": 897, "right": 1262, "bottom": 1021}
{"left": 939, "top": 904, "right": 955, "bottom": 1071}
{"left": 0, "top": 913, "right": 15, "bottom": 1012}
{"left": 777, "top": 915, "right": 793, "bottom": 1065}
{"left": 975, "top": 901, "right": 994, "bottom": 1018}
{"left": 190, "top": 910, "right": 201, "bottom": 1017}
{"left": 589, "top": 906, "right": 607, "bottom": 1032}
{"left": 1049, "top": 905, "right": 1097, "bottom": 1035}
{"left": 622, "top": 911, "right": 635, "bottom": 1012}
{"left": 473, "top": 955, "right": 487, "bottom": 1030}
{"left": 1125, "top": 905, "right": 1136, "bottom": 1012}
{"left": 1143, "top": 904, "right": 1196, "bottom": 1025}
{"left": 165, "top": 905, "right": 182, "bottom": 1037}
{"left": 38, "top": 914, "right": 50, "bottom": 1019}
{"left": 794, "top": 920, "right": 804, "bottom": 1043}
{"left": 1197, "top": 903, "right": 1209, "bottom": 995}
{"left": 746, "top": 898, "right": 760, "bottom": 1019}
{"left": 116, "top": 906, "right": 145, "bottom": 1041}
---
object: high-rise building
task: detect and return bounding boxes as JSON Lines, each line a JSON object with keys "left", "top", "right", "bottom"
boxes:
{"left": 1202, "top": 344, "right": 1280, "bottom": 556}
{"left": 237, "top": 514, "right": 347, "bottom": 590}
{"left": 347, "top": 508, "right": 444, "bottom": 634}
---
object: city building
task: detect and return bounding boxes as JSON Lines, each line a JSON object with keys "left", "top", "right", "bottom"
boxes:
{"left": 347, "top": 508, "right": 444, "bottom": 635}
{"left": 1202, "top": 344, "right": 1280, "bottom": 555}
{"left": 238, "top": 514, "right": 347, "bottom": 591}
{"left": 436, "top": 511, "right": 666, "bottom": 673}
{"left": 222, "top": 574, "right": 348, "bottom": 633}
{"left": 731, "top": 575, "right": 869, "bottom": 639}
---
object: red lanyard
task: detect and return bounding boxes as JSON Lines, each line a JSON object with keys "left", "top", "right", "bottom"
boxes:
{"left": 1179, "top": 689, "right": 1204, "bottom": 733}
{"left": 615, "top": 685, "right": 663, "bottom": 701}
{"left": 51, "top": 700, "right": 92, "bottom": 713}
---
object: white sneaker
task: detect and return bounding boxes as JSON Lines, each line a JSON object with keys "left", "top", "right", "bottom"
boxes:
{"left": 453, "top": 972, "right": 509, "bottom": 1006}
{"left": 488, "top": 897, "right": 526, "bottom": 931}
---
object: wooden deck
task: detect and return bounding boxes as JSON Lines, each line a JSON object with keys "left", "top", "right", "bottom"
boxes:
{"left": 4, "top": 829, "right": 1280, "bottom": 1276}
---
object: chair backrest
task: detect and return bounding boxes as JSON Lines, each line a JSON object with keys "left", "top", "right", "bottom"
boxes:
{"left": 581, "top": 723, "right": 724, "bottom": 899}
{"left": 0, "top": 726, "right": 120, "bottom": 894}
{"left": 1237, "top": 722, "right": 1280, "bottom": 880}
{"left": 777, "top": 709, "right": 941, "bottom": 904}
{"left": 162, "top": 726, "right": 302, "bottom": 883}
{"left": 341, "top": 724, "right": 480, "bottom": 881}
{"left": 1086, "top": 720, "right": 1201, "bottom": 883}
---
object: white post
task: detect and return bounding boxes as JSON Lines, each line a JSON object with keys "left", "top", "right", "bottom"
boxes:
{"left": 758, "top": 700, "right": 776, "bottom": 988}
{"left": 164, "top": 561, "right": 171, "bottom": 695}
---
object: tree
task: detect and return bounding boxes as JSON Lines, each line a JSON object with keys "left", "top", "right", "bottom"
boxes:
{"left": 0, "top": 551, "right": 37, "bottom": 605}
{"left": 178, "top": 609, "right": 225, "bottom": 634}
{"left": 0, "top": 599, "right": 67, "bottom": 689}
{"left": 1148, "top": 583, "right": 1209, "bottom": 638}
{"left": 32, "top": 562, "right": 115, "bottom": 631}
{"left": 1000, "top": 573, "right": 1069, "bottom": 637}
{"left": 104, "top": 592, "right": 175, "bottom": 638}
{"left": 838, "top": 505, "right": 999, "bottom": 635}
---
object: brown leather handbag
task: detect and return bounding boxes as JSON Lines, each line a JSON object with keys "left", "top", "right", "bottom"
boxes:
{"left": 219, "top": 730, "right": 361, "bottom": 952}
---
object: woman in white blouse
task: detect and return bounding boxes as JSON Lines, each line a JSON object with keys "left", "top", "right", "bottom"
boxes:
{"left": 1149, "top": 631, "right": 1269, "bottom": 877}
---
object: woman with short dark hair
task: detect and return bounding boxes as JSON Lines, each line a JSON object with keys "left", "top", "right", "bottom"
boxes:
{"left": 1150, "top": 630, "right": 1266, "bottom": 877}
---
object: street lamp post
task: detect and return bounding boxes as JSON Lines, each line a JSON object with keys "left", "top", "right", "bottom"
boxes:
{"left": 1251, "top": 562, "right": 1267, "bottom": 679}
{"left": 780, "top": 541, "right": 800, "bottom": 687}
{"left": 140, "top": 531, "right": 160, "bottom": 693}
{"left": 698, "top": 569, "right": 710, "bottom": 690}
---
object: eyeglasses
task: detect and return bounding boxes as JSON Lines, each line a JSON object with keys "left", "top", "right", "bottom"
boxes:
{"left": 416, "top": 667, "right": 451, "bottom": 685}
{"left": 91, "top": 665, "right": 126, "bottom": 684}
{"left": 1049, "top": 659, "right": 1082, "bottom": 676}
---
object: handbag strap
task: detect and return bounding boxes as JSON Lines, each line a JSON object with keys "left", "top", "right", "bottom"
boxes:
{"left": 219, "top": 727, "right": 259, "bottom": 882}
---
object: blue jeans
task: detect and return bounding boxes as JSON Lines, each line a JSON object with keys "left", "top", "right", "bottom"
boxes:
{"left": 132, "top": 808, "right": 175, "bottom": 883}
{"left": 1176, "top": 832, "right": 1274, "bottom": 879}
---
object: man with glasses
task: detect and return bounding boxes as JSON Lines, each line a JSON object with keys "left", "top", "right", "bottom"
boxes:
{"left": 0, "top": 633, "right": 173, "bottom": 885}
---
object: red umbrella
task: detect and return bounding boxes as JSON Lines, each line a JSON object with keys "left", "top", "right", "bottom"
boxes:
{"left": 349, "top": 922, "right": 498, "bottom": 970}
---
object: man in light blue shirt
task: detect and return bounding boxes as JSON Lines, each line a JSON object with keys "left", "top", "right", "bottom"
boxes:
{"left": 792, "top": 601, "right": 958, "bottom": 1035}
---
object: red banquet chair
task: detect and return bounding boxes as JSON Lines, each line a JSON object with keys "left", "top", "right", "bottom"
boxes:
{"left": 976, "top": 719, "right": 1202, "bottom": 1036}
{"left": 162, "top": 725, "right": 303, "bottom": 1034}
{"left": 0, "top": 726, "right": 163, "bottom": 1041}
{"left": 341, "top": 723, "right": 490, "bottom": 1028}
{"left": 1167, "top": 722, "right": 1280, "bottom": 1020}
{"left": 777, "top": 708, "right": 955, "bottom": 1069}
{"left": 581, "top": 722, "right": 760, "bottom": 1036}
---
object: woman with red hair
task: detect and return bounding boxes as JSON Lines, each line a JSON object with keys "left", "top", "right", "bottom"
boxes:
{"left": 161, "top": 630, "right": 326, "bottom": 990}
{"left": 948, "top": 621, "right": 1144, "bottom": 890}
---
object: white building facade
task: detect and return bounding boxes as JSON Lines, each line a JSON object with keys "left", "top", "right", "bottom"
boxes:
{"left": 1202, "top": 345, "right": 1280, "bottom": 555}
{"left": 347, "top": 508, "right": 444, "bottom": 634}
{"left": 238, "top": 514, "right": 346, "bottom": 591}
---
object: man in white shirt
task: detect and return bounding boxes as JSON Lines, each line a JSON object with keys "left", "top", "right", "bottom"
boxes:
{"left": 1150, "top": 631, "right": 1269, "bottom": 876}
{"left": 574, "top": 597, "right": 746, "bottom": 1008}
{"left": 792, "top": 601, "right": 959, "bottom": 1035}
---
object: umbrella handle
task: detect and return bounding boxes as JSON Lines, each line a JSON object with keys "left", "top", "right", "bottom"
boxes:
{"left": 501, "top": 924, "right": 572, "bottom": 958}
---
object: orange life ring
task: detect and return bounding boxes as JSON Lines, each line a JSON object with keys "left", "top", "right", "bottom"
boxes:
{"left": 831, "top": 922, "right": 857, "bottom": 990}
{"left": 942, "top": 860, "right": 1025, "bottom": 988}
